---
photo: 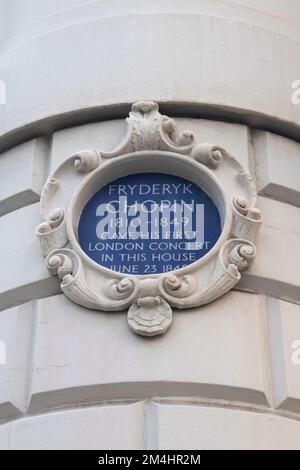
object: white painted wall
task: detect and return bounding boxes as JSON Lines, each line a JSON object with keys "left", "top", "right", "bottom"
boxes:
{"left": 0, "top": 0, "right": 299, "bottom": 150}
{"left": 0, "top": 0, "right": 300, "bottom": 449}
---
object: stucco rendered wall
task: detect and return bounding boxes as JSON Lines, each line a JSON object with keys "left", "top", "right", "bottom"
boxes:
{"left": 0, "top": 0, "right": 300, "bottom": 449}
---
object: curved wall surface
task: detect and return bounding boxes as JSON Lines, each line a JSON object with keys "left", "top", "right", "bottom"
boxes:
{"left": 0, "top": 0, "right": 300, "bottom": 152}
{"left": 0, "top": 0, "right": 300, "bottom": 449}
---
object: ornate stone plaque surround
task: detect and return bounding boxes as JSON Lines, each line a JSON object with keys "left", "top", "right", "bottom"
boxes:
{"left": 36, "top": 102, "right": 262, "bottom": 337}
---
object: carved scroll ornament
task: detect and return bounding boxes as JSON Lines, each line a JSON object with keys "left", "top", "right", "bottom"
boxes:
{"left": 36, "top": 101, "right": 262, "bottom": 337}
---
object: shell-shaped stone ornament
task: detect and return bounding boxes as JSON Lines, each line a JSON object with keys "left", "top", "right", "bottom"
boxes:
{"left": 127, "top": 296, "right": 173, "bottom": 337}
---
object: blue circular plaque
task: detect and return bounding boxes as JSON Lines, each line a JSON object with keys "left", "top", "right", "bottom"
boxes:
{"left": 78, "top": 173, "right": 221, "bottom": 274}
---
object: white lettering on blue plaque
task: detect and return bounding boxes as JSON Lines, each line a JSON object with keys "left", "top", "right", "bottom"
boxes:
{"left": 78, "top": 173, "right": 221, "bottom": 274}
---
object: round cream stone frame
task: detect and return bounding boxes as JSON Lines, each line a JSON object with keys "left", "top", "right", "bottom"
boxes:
{"left": 36, "top": 101, "right": 262, "bottom": 337}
